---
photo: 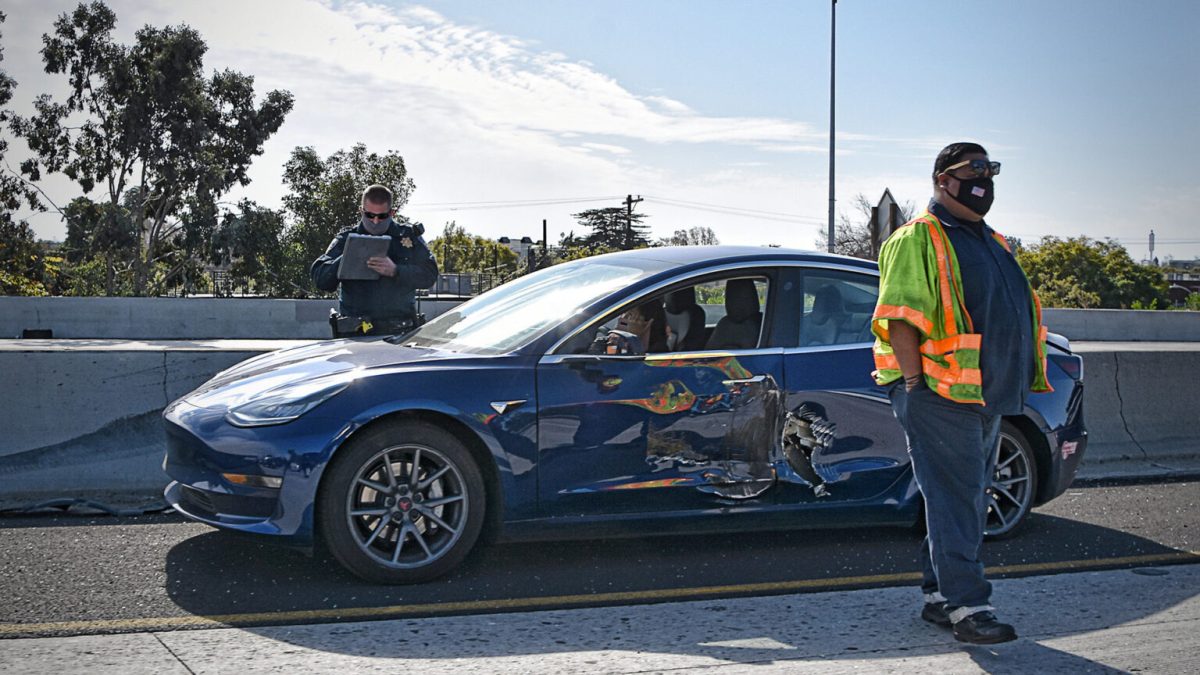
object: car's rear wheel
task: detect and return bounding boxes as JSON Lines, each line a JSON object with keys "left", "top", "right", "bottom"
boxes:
{"left": 984, "top": 421, "right": 1038, "bottom": 539}
{"left": 319, "top": 420, "right": 485, "bottom": 584}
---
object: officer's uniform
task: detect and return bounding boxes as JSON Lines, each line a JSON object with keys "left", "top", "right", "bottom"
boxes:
{"left": 310, "top": 217, "right": 438, "bottom": 336}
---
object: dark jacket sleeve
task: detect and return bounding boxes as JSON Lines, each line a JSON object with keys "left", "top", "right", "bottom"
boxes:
{"left": 310, "top": 232, "right": 348, "bottom": 292}
{"left": 393, "top": 231, "right": 439, "bottom": 291}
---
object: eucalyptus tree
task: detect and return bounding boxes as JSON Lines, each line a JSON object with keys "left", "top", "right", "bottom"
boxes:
{"left": 12, "top": 1, "right": 293, "bottom": 295}
{"left": 282, "top": 143, "right": 416, "bottom": 290}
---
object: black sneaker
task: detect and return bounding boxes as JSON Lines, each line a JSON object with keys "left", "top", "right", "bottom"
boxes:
{"left": 921, "top": 602, "right": 951, "bottom": 627}
{"left": 952, "top": 611, "right": 1018, "bottom": 644}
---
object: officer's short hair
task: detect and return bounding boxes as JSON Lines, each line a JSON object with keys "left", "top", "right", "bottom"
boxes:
{"left": 362, "top": 184, "right": 393, "bottom": 208}
{"left": 933, "top": 142, "right": 989, "bottom": 181}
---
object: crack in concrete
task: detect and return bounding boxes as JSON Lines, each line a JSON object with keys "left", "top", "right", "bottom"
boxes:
{"left": 1113, "top": 352, "right": 1150, "bottom": 460}
{"left": 152, "top": 632, "right": 198, "bottom": 675}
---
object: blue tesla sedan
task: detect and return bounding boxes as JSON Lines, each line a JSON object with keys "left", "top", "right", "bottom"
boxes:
{"left": 163, "top": 246, "right": 1087, "bottom": 584}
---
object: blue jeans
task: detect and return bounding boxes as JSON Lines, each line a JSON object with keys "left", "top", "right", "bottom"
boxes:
{"left": 889, "top": 382, "right": 1001, "bottom": 619}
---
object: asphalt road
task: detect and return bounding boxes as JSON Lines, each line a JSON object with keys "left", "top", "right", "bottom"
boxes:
{"left": 1, "top": 480, "right": 1196, "bottom": 639}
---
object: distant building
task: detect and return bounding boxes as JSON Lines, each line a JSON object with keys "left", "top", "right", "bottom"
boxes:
{"left": 1167, "top": 272, "right": 1200, "bottom": 306}
{"left": 498, "top": 236, "right": 536, "bottom": 261}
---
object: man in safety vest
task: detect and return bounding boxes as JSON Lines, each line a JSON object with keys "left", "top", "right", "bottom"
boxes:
{"left": 872, "top": 142, "right": 1051, "bottom": 645}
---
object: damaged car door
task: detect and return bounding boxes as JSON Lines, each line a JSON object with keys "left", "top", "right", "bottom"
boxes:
{"left": 535, "top": 274, "right": 784, "bottom": 516}
{"left": 774, "top": 267, "right": 912, "bottom": 506}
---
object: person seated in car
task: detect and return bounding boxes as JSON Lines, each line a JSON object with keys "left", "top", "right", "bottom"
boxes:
{"left": 619, "top": 298, "right": 669, "bottom": 353}
{"left": 590, "top": 298, "right": 669, "bottom": 355}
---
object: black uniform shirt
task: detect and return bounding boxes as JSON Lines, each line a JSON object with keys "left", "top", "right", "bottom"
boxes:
{"left": 930, "top": 200, "right": 1034, "bottom": 415}
{"left": 310, "top": 218, "right": 439, "bottom": 321}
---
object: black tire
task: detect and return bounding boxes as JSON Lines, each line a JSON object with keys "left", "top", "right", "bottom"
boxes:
{"left": 318, "top": 420, "right": 486, "bottom": 584}
{"left": 984, "top": 421, "right": 1038, "bottom": 540}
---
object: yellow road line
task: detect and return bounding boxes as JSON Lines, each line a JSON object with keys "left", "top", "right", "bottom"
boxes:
{"left": 3, "top": 550, "right": 1197, "bottom": 638}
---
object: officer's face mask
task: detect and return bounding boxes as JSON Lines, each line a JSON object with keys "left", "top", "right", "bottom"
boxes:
{"left": 361, "top": 210, "right": 392, "bottom": 235}
{"left": 945, "top": 175, "right": 995, "bottom": 217}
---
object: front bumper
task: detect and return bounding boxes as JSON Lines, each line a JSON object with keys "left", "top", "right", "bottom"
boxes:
{"left": 1042, "top": 380, "right": 1088, "bottom": 501}
{"left": 162, "top": 399, "right": 343, "bottom": 544}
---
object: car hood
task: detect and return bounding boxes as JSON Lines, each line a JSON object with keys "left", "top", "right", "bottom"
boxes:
{"left": 181, "top": 338, "right": 478, "bottom": 411}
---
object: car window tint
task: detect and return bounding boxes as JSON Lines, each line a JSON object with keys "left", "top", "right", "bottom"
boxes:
{"left": 565, "top": 275, "right": 769, "bottom": 354}
{"left": 404, "top": 259, "right": 668, "bottom": 354}
{"left": 797, "top": 271, "right": 879, "bottom": 347}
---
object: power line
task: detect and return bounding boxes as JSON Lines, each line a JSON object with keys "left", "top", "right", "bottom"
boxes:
{"left": 644, "top": 196, "right": 826, "bottom": 225}
{"left": 409, "top": 196, "right": 623, "bottom": 210}
{"left": 410, "top": 192, "right": 829, "bottom": 226}
{"left": 646, "top": 196, "right": 825, "bottom": 221}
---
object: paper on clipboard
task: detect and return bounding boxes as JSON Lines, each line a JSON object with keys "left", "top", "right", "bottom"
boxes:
{"left": 337, "top": 233, "right": 392, "bottom": 280}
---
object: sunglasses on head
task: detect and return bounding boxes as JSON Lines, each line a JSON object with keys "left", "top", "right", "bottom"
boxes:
{"left": 942, "top": 159, "right": 1001, "bottom": 178}
{"left": 362, "top": 210, "right": 390, "bottom": 221}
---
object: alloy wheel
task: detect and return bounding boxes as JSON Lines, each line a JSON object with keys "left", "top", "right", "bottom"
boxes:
{"left": 985, "top": 429, "right": 1034, "bottom": 538}
{"left": 345, "top": 443, "right": 469, "bottom": 569}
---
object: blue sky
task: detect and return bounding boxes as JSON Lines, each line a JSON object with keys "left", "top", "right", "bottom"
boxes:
{"left": 5, "top": 0, "right": 1199, "bottom": 260}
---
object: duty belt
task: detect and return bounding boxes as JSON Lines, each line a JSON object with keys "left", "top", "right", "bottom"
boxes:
{"left": 329, "top": 311, "right": 415, "bottom": 338}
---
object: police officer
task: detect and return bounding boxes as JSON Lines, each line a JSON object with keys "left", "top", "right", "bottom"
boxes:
{"left": 311, "top": 184, "right": 438, "bottom": 336}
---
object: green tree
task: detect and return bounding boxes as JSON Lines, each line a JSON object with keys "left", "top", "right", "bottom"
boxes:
{"left": 554, "top": 229, "right": 617, "bottom": 262}
{"left": 427, "top": 222, "right": 518, "bottom": 274}
{"left": 0, "top": 219, "right": 48, "bottom": 295}
{"left": 282, "top": 143, "right": 417, "bottom": 291}
{"left": 1017, "top": 236, "right": 1168, "bottom": 309}
{"left": 60, "top": 194, "right": 138, "bottom": 295}
{"left": 11, "top": 1, "right": 293, "bottom": 295}
{"left": 573, "top": 206, "right": 650, "bottom": 250}
{"left": 657, "top": 226, "right": 720, "bottom": 246}
{"left": 208, "top": 200, "right": 293, "bottom": 296}
{"left": 0, "top": 11, "right": 49, "bottom": 295}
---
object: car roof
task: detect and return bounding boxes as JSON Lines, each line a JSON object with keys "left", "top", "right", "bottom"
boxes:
{"left": 585, "top": 245, "right": 879, "bottom": 271}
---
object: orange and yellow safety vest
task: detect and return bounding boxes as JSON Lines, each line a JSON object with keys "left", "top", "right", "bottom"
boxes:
{"left": 871, "top": 211, "right": 1052, "bottom": 404}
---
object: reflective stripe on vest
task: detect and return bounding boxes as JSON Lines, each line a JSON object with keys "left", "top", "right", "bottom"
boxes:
{"left": 873, "top": 212, "right": 1052, "bottom": 401}
{"left": 873, "top": 213, "right": 985, "bottom": 403}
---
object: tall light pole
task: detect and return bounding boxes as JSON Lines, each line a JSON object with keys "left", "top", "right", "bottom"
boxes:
{"left": 827, "top": 0, "right": 837, "bottom": 252}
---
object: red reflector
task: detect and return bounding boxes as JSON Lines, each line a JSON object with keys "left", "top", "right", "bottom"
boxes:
{"left": 1058, "top": 357, "right": 1082, "bottom": 380}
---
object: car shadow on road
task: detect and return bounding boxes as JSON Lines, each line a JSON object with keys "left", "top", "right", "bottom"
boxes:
{"left": 161, "top": 512, "right": 1198, "bottom": 670}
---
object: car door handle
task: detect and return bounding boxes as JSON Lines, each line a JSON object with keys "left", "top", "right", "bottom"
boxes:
{"left": 722, "top": 375, "right": 767, "bottom": 386}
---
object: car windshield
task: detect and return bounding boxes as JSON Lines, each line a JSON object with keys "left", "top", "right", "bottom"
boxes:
{"left": 398, "top": 258, "right": 670, "bottom": 355}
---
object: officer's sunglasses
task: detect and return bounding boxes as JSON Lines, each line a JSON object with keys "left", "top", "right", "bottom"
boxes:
{"left": 942, "top": 159, "right": 1001, "bottom": 178}
{"left": 362, "top": 210, "right": 390, "bottom": 220}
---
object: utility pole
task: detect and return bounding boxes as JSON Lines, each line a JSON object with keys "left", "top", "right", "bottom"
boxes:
{"left": 542, "top": 218, "right": 548, "bottom": 266}
{"left": 827, "top": 0, "right": 837, "bottom": 253}
{"left": 624, "top": 194, "right": 643, "bottom": 250}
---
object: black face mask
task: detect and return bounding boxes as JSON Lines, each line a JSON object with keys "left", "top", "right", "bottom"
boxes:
{"left": 949, "top": 176, "right": 995, "bottom": 217}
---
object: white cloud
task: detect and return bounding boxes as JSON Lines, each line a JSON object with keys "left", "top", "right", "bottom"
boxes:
{"left": 579, "top": 143, "right": 632, "bottom": 156}
{"left": 3, "top": 0, "right": 895, "bottom": 246}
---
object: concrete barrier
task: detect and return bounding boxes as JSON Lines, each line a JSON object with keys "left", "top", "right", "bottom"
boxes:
{"left": 1074, "top": 343, "right": 1200, "bottom": 464}
{"left": 0, "top": 340, "right": 309, "bottom": 503}
{"left": 2, "top": 338, "right": 1197, "bottom": 507}
{"left": 3, "top": 297, "right": 1197, "bottom": 341}
{"left": 0, "top": 297, "right": 463, "bottom": 339}
{"left": 1043, "top": 308, "right": 1200, "bottom": 342}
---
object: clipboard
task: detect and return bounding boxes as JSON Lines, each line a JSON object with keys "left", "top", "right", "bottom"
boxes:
{"left": 337, "top": 233, "right": 392, "bottom": 280}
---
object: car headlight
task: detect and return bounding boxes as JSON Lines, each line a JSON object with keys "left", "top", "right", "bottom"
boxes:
{"left": 225, "top": 377, "right": 352, "bottom": 427}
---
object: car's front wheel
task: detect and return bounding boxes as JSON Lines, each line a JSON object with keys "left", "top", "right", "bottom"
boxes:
{"left": 318, "top": 420, "right": 486, "bottom": 584}
{"left": 984, "top": 421, "right": 1038, "bottom": 539}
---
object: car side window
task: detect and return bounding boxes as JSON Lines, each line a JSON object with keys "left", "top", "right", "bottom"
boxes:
{"left": 797, "top": 271, "right": 879, "bottom": 347}
{"left": 697, "top": 276, "right": 768, "bottom": 350}
{"left": 557, "top": 275, "right": 770, "bottom": 355}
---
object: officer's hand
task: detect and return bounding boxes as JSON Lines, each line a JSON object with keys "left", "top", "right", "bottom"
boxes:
{"left": 367, "top": 256, "right": 397, "bottom": 277}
